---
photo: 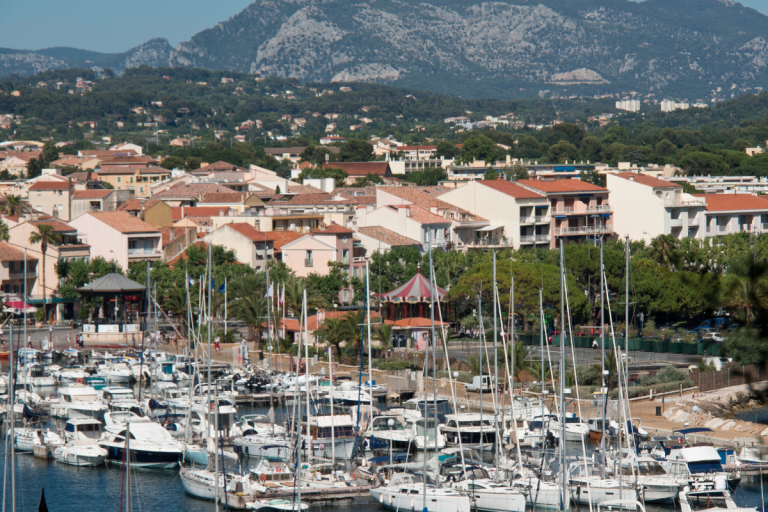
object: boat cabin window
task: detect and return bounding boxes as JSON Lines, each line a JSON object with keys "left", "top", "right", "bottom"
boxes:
{"left": 415, "top": 419, "right": 438, "bottom": 438}
{"left": 564, "top": 416, "right": 582, "bottom": 424}
{"left": 417, "top": 400, "right": 453, "bottom": 422}
{"left": 461, "top": 467, "right": 490, "bottom": 481}
{"left": 372, "top": 418, "right": 404, "bottom": 431}
{"left": 311, "top": 426, "right": 354, "bottom": 438}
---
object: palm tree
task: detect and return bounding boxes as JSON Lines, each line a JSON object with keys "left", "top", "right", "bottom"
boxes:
{"left": 29, "top": 224, "right": 61, "bottom": 320}
{"left": 343, "top": 310, "right": 367, "bottom": 361}
{"left": 722, "top": 259, "right": 768, "bottom": 325}
{"left": 316, "top": 317, "right": 355, "bottom": 359}
{"left": 4, "top": 195, "right": 28, "bottom": 216}
{"left": 230, "top": 293, "right": 269, "bottom": 348}
{"left": 283, "top": 274, "right": 328, "bottom": 317}
{"left": 0, "top": 220, "right": 9, "bottom": 242}
{"left": 163, "top": 288, "right": 189, "bottom": 331}
{"left": 648, "top": 234, "right": 682, "bottom": 268}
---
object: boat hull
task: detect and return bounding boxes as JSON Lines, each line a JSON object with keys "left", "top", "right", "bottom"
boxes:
{"left": 370, "top": 488, "right": 471, "bottom": 512}
{"left": 102, "top": 445, "right": 181, "bottom": 469}
{"left": 54, "top": 446, "right": 107, "bottom": 467}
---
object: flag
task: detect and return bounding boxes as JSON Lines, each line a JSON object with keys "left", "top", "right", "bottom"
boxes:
{"left": 265, "top": 283, "right": 273, "bottom": 298}
{"left": 279, "top": 285, "right": 285, "bottom": 307}
{"left": 217, "top": 282, "right": 226, "bottom": 293}
{"left": 188, "top": 277, "right": 194, "bottom": 286}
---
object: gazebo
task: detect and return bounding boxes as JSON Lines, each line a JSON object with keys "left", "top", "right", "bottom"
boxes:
{"left": 77, "top": 273, "right": 146, "bottom": 343}
{"left": 379, "top": 265, "right": 448, "bottom": 325}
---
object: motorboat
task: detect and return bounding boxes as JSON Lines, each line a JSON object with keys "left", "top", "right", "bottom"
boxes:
{"left": 501, "top": 416, "right": 528, "bottom": 447}
{"left": 180, "top": 465, "right": 229, "bottom": 501}
{"left": 735, "top": 445, "right": 768, "bottom": 466}
{"left": 246, "top": 499, "right": 308, "bottom": 512}
{"left": 238, "top": 413, "right": 287, "bottom": 437}
{"left": 50, "top": 384, "right": 108, "bottom": 420}
{"left": 98, "top": 362, "right": 134, "bottom": 383}
{"left": 12, "top": 427, "right": 64, "bottom": 452}
{"left": 51, "top": 366, "right": 87, "bottom": 384}
{"left": 17, "top": 364, "right": 55, "bottom": 387}
{"left": 54, "top": 418, "right": 108, "bottom": 467}
{"left": 442, "top": 413, "right": 497, "bottom": 450}
{"left": 186, "top": 398, "right": 238, "bottom": 437}
{"left": 587, "top": 417, "right": 618, "bottom": 442}
{"left": 366, "top": 414, "right": 413, "bottom": 452}
{"left": 389, "top": 395, "right": 454, "bottom": 423}
{"left": 100, "top": 386, "right": 140, "bottom": 411}
{"left": 103, "top": 410, "right": 151, "bottom": 432}
{"left": 617, "top": 457, "right": 684, "bottom": 503}
{"left": 99, "top": 421, "right": 183, "bottom": 468}
{"left": 234, "top": 434, "right": 292, "bottom": 461}
{"left": 559, "top": 413, "right": 589, "bottom": 441}
{"left": 523, "top": 415, "right": 560, "bottom": 448}
{"left": 407, "top": 417, "right": 446, "bottom": 451}
{"left": 678, "top": 486, "right": 756, "bottom": 512}
{"left": 665, "top": 445, "right": 741, "bottom": 491}
{"left": 452, "top": 466, "right": 526, "bottom": 512}
{"left": 304, "top": 413, "right": 360, "bottom": 459}
{"left": 370, "top": 471, "right": 471, "bottom": 512}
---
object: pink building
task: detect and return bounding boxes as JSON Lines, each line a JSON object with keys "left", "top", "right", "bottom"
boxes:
{"left": 517, "top": 179, "right": 614, "bottom": 247}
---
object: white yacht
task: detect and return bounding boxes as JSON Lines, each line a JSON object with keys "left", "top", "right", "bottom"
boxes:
{"left": 679, "top": 487, "right": 756, "bottom": 512}
{"left": 54, "top": 418, "right": 108, "bottom": 467}
{"left": 389, "top": 395, "right": 453, "bottom": 423}
{"left": 367, "top": 415, "right": 413, "bottom": 451}
{"left": 50, "top": 385, "right": 109, "bottom": 420}
{"left": 12, "top": 427, "right": 64, "bottom": 452}
{"left": 619, "top": 457, "right": 685, "bottom": 503}
{"left": 98, "top": 362, "right": 134, "bottom": 383}
{"left": 234, "top": 435, "right": 292, "bottom": 461}
{"left": 442, "top": 413, "right": 497, "bottom": 450}
{"left": 305, "top": 414, "right": 359, "bottom": 459}
{"left": 523, "top": 415, "right": 560, "bottom": 448}
{"left": 568, "top": 461, "right": 639, "bottom": 509}
{"left": 370, "top": 472, "right": 471, "bottom": 512}
{"left": 560, "top": 413, "right": 589, "bottom": 441}
{"left": 17, "top": 364, "right": 55, "bottom": 387}
{"left": 453, "top": 466, "right": 526, "bottom": 512}
{"left": 100, "top": 386, "right": 140, "bottom": 410}
{"left": 665, "top": 445, "right": 740, "bottom": 491}
{"left": 99, "top": 421, "right": 183, "bottom": 469}
{"left": 407, "top": 417, "right": 446, "bottom": 451}
{"left": 52, "top": 366, "right": 87, "bottom": 384}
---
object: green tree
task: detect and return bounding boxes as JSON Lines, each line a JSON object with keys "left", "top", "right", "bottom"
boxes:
{"left": 580, "top": 136, "right": 603, "bottom": 162}
{"left": 400, "top": 167, "right": 447, "bottom": 186}
{"left": 456, "top": 134, "right": 504, "bottom": 165}
{"left": 602, "top": 126, "right": 629, "bottom": 145}
{"left": 580, "top": 168, "right": 606, "bottom": 187}
{"left": 678, "top": 152, "right": 729, "bottom": 176}
{"left": 547, "top": 140, "right": 579, "bottom": 163}
{"left": 648, "top": 234, "right": 682, "bottom": 268}
{"left": 316, "top": 316, "right": 355, "bottom": 359}
{"left": 160, "top": 156, "right": 186, "bottom": 169}
{"left": 655, "top": 139, "right": 678, "bottom": 158}
{"left": 731, "top": 139, "right": 752, "bottom": 152}
{"left": 435, "top": 140, "right": 459, "bottom": 159}
{"left": 29, "top": 224, "right": 62, "bottom": 320}
{"left": 505, "top": 164, "right": 529, "bottom": 181}
{"left": 339, "top": 139, "right": 374, "bottom": 162}
{"left": 0, "top": 220, "right": 10, "bottom": 242}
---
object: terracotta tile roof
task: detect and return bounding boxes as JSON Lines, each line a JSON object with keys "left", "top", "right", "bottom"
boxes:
{"left": 79, "top": 149, "right": 138, "bottom": 158}
{"left": 153, "top": 183, "right": 232, "bottom": 199}
{"left": 172, "top": 206, "right": 231, "bottom": 220}
{"left": 268, "top": 230, "right": 303, "bottom": 252}
{"left": 117, "top": 199, "right": 144, "bottom": 211}
{"left": 29, "top": 181, "right": 70, "bottom": 191}
{"left": 72, "top": 190, "right": 113, "bottom": 199}
{"left": 358, "top": 226, "right": 420, "bottom": 247}
{"left": 0, "top": 242, "right": 37, "bottom": 262}
{"left": 87, "top": 212, "right": 159, "bottom": 233}
{"left": 199, "top": 161, "right": 248, "bottom": 172}
{"left": 224, "top": 223, "right": 275, "bottom": 242}
{"left": 399, "top": 145, "right": 437, "bottom": 151}
{"left": 314, "top": 222, "right": 353, "bottom": 234}
{"left": 322, "top": 162, "right": 391, "bottom": 176}
{"left": 693, "top": 193, "right": 768, "bottom": 212}
{"left": 389, "top": 205, "right": 451, "bottom": 225}
{"left": 337, "top": 186, "right": 379, "bottom": 197}
{"left": 97, "top": 156, "right": 158, "bottom": 166}
{"left": 287, "top": 183, "right": 325, "bottom": 194}
{"left": 176, "top": 216, "right": 213, "bottom": 228}
{"left": 95, "top": 165, "right": 169, "bottom": 175}
{"left": 271, "top": 309, "right": 382, "bottom": 332}
{"left": 610, "top": 173, "right": 681, "bottom": 188}
{"left": 67, "top": 171, "right": 93, "bottom": 182}
{"left": 379, "top": 186, "right": 462, "bottom": 211}
{"left": 517, "top": 178, "right": 608, "bottom": 193}
{"left": 198, "top": 192, "right": 247, "bottom": 204}
{"left": 270, "top": 193, "right": 351, "bottom": 206}
{"left": 29, "top": 219, "right": 77, "bottom": 232}
{"left": 479, "top": 179, "right": 546, "bottom": 198}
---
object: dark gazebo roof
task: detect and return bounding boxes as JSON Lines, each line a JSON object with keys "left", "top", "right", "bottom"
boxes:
{"left": 77, "top": 273, "right": 146, "bottom": 295}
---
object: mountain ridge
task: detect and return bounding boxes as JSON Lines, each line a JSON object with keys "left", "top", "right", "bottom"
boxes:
{"left": 2, "top": 0, "right": 768, "bottom": 100}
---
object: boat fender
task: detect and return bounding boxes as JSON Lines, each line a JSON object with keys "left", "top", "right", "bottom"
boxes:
{"left": 260, "top": 473, "right": 267, "bottom": 482}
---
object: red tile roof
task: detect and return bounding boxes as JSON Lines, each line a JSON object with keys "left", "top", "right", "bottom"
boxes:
{"left": 399, "top": 145, "right": 437, "bottom": 151}
{"left": 392, "top": 317, "right": 448, "bottom": 328}
{"left": 224, "top": 223, "right": 275, "bottom": 242}
{"left": 268, "top": 230, "right": 304, "bottom": 252}
{"left": 29, "top": 180, "right": 70, "bottom": 191}
{"left": 198, "top": 192, "right": 247, "bottom": 204}
{"left": 87, "top": 212, "right": 159, "bottom": 233}
{"left": 390, "top": 205, "right": 450, "bottom": 225}
{"left": 72, "top": 190, "right": 113, "bottom": 199}
{"left": 358, "top": 226, "right": 420, "bottom": 247}
{"left": 693, "top": 193, "right": 768, "bottom": 212}
{"left": 479, "top": 179, "right": 545, "bottom": 198}
{"left": 323, "top": 162, "right": 391, "bottom": 176}
{"left": 172, "top": 206, "right": 231, "bottom": 221}
{"left": 30, "top": 219, "right": 77, "bottom": 232}
{"left": 517, "top": 178, "right": 608, "bottom": 193}
{"left": 609, "top": 173, "right": 681, "bottom": 189}
{"left": 0, "top": 242, "right": 37, "bottom": 262}
{"left": 313, "top": 222, "right": 353, "bottom": 234}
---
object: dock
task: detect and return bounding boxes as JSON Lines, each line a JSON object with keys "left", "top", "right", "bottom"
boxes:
{"left": 234, "top": 393, "right": 284, "bottom": 406}
{"left": 219, "top": 485, "right": 372, "bottom": 509}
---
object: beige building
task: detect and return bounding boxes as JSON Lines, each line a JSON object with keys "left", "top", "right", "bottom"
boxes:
{"left": 0, "top": 242, "right": 37, "bottom": 295}
{"left": 159, "top": 226, "right": 197, "bottom": 261}
{"left": 95, "top": 166, "right": 171, "bottom": 198}
{"left": 438, "top": 179, "right": 551, "bottom": 249}
{"left": 606, "top": 173, "right": 707, "bottom": 242}
{"left": 28, "top": 179, "right": 74, "bottom": 220}
{"left": 71, "top": 189, "right": 128, "bottom": 219}
{"left": 208, "top": 223, "right": 274, "bottom": 271}
{"left": 68, "top": 212, "right": 162, "bottom": 269}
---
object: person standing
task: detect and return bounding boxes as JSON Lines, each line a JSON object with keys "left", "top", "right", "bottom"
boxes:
{"left": 67, "top": 332, "right": 71, "bottom": 349}
{"left": 214, "top": 335, "right": 221, "bottom": 354}
{"left": 27, "top": 334, "right": 32, "bottom": 348}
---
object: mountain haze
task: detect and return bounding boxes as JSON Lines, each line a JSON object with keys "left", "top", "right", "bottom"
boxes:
{"left": 3, "top": 0, "right": 768, "bottom": 100}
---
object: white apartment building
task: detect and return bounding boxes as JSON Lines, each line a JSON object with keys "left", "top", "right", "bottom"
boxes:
{"left": 661, "top": 100, "right": 690, "bottom": 112}
{"left": 438, "top": 179, "right": 550, "bottom": 249}
{"left": 354, "top": 204, "right": 451, "bottom": 252}
{"left": 616, "top": 99, "right": 641, "bottom": 112}
{"left": 606, "top": 173, "right": 707, "bottom": 242}
{"left": 696, "top": 194, "right": 768, "bottom": 237}
{"left": 666, "top": 175, "right": 768, "bottom": 194}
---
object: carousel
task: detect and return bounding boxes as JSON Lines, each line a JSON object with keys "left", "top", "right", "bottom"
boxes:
{"left": 378, "top": 265, "right": 449, "bottom": 350}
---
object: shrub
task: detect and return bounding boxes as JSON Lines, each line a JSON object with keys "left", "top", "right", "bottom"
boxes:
{"left": 436, "top": 370, "right": 474, "bottom": 383}
{"left": 378, "top": 360, "right": 420, "bottom": 371}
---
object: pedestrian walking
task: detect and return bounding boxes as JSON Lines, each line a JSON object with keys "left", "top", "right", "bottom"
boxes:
{"left": 592, "top": 339, "right": 598, "bottom": 351}
{"left": 67, "top": 332, "right": 71, "bottom": 349}
{"left": 132, "top": 334, "right": 136, "bottom": 347}
{"left": 27, "top": 334, "right": 32, "bottom": 348}
{"left": 214, "top": 335, "right": 221, "bottom": 353}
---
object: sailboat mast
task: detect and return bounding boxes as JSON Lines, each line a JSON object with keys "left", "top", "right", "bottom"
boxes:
{"left": 295, "top": 294, "right": 305, "bottom": 510}
{"left": 329, "top": 345, "right": 335, "bottom": 470}
{"left": 365, "top": 261, "right": 374, "bottom": 435}
{"left": 559, "top": 244, "right": 566, "bottom": 510}
{"left": 510, "top": 275, "right": 524, "bottom": 476}
{"left": 304, "top": 289, "right": 311, "bottom": 460}
{"left": 9, "top": 314, "right": 15, "bottom": 512}
{"left": 625, "top": 235, "right": 630, "bottom": 396}
{"left": 539, "top": 288, "right": 544, "bottom": 426}
{"left": 492, "top": 251, "right": 499, "bottom": 480}
{"left": 600, "top": 239, "right": 606, "bottom": 479}
{"left": 428, "top": 232, "right": 438, "bottom": 484}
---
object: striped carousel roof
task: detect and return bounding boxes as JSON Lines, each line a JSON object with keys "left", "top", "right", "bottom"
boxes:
{"left": 381, "top": 267, "right": 446, "bottom": 303}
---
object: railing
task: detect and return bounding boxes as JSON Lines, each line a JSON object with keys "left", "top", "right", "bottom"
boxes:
{"left": 341, "top": 257, "right": 349, "bottom": 265}
{"left": 353, "top": 256, "right": 366, "bottom": 262}
{"left": 9, "top": 270, "right": 36, "bottom": 278}
{"left": 522, "top": 215, "right": 551, "bottom": 224}
{"left": 536, "top": 234, "right": 551, "bottom": 243}
{"left": 535, "top": 215, "right": 550, "bottom": 223}
{"left": 555, "top": 226, "right": 613, "bottom": 235}
{"left": 688, "top": 217, "right": 699, "bottom": 226}
{"left": 467, "top": 237, "right": 514, "bottom": 247}
{"left": 304, "top": 259, "right": 313, "bottom": 267}
{"left": 520, "top": 217, "right": 534, "bottom": 225}
{"left": 520, "top": 236, "right": 535, "bottom": 244}
{"left": 664, "top": 198, "right": 707, "bottom": 207}
{"left": 553, "top": 205, "right": 612, "bottom": 215}
{"left": 128, "top": 248, "right": 161, "bottom": 256}
{"left": 669, "top": 218, "right": 683, "bottom": 227}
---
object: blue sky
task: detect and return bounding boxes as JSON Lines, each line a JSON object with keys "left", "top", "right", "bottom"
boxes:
{"left": 1, "top": 0, "right": 767, "bottom": 53}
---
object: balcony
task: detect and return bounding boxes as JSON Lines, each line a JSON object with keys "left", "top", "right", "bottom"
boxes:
{"left": 305, "top": 258, "right": 313, "bottom": 267}
{"left": 664, "top": 198, "right": 707, "bottom": 207}
{"left": 553, "top": 205, "right": 612, "bottom": 215}
{"left": 536, "top": 234, "right": 551, "bottom": 243}
{"left": 535, "top": 215, "right": 550, "bottom": 223}
{"left": 520, "top": 236, "right": 535, "bottom": 245}
{"left": 688, "top": 217, "right": 699, "bottom": 226}
{"left": 669, "top": 218, "right": 683, "bottom": 228}
{"left": 128, "top": 248, "right": 161, "bottom": 257}
{"left": 556, "top": 226, "right": 613, "bottom": 236}
{"left": 8, "top": 270, "right": 36, "bottom": 279}
{"left": 467, "top": 237, "right": 515, "bottom": 248}
{"left": 353, "top": 256, "right": 366, "bottom": 263}
{"left": 520, "top": 216, "right": 534, "bottom": 225}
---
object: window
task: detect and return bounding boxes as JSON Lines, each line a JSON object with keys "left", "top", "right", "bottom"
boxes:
{"left": 140, "top": 187, "right": 144, "bottom": 194}
{"left": 117, "top": 177, "right": 122, "bottom": 183}
{"left": 130, "top": 177, "right": 134, "bottom": 184}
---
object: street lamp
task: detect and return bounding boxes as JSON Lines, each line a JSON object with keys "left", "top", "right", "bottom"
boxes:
{"left": 388, "top": 418, "right": 395, "bottom": 464}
